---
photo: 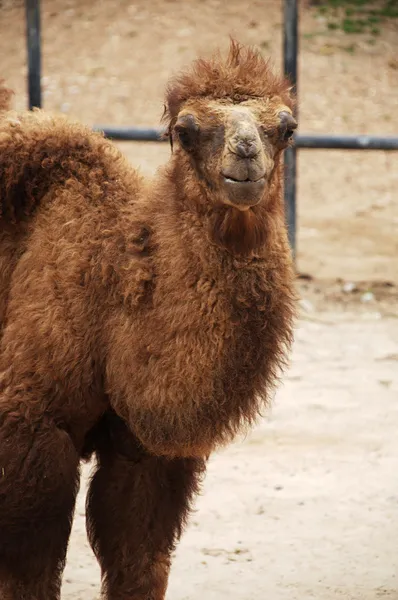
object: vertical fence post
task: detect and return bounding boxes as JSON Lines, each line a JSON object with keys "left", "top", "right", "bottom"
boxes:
{"left": 25, "top": 0, "right": 42, "bottom": 109}
{"left": 283, "top": 0, "right": 298, "bottom": 261}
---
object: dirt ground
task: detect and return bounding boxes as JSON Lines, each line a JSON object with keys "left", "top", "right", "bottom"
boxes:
{"left": 1, "top": 1, "right": 397, "bottom": 598}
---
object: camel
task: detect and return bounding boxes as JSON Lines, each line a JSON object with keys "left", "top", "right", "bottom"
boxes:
{"left": 0, "top": 41, "right": 297, "bottom": 599}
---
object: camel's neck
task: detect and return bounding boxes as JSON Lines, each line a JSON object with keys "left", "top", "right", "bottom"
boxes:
{"left": 105, "top": 159, "right": 295, "bottom": 458}
{"left": 141, "top": 162, "right": 293, "bottom": 331}
{"left": 151, "top": 159, "right": 287, "bottom": 275}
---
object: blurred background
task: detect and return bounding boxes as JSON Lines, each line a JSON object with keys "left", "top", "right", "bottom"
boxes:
{"left": 0, "top": 1, "right": 397, "bottom": 599}
{"left": 2, "top": 0, "right": 397, "bottom": 286}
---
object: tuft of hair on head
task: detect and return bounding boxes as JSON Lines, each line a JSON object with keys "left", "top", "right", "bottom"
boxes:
{"left": 0, "top": 80, "right": 13, "bottom": 112}
{"left": 162, "top": 38, "right": 295, "bottom": 132}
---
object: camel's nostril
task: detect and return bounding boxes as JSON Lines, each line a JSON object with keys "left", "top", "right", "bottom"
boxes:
{"left": 235, "top": 140, "right": 258, "bottom": 159}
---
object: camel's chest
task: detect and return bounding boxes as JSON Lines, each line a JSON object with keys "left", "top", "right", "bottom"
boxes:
{"left": 191, "top": 268, "right": 269, "bottom": 346}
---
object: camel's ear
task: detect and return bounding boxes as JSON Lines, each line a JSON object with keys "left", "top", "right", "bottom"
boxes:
{"left": 160, "top": 125, "right": 174, "bottom": 152}
{"left": 173, "top": 114, "right": 200, "bottom": 152}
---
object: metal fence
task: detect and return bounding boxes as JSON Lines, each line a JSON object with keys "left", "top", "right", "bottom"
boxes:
{"left": 25, "top": 0, "right": 398, "bottom": 261}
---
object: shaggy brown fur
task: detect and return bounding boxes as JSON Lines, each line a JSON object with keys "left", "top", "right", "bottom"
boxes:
{"left": 163, "top": 39, "right": 293, "bottom": 128}
{"left": 0, "top": 41, "right": 296, "bottom": 599}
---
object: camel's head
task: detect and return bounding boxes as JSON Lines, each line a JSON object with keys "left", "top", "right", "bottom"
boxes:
{"left": 171, "top": 100, "right": 296, "bottom": 211}
{"left": 163, "top": 41, "right": 296, "bottom": 212}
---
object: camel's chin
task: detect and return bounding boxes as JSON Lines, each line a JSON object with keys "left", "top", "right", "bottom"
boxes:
{"left": 222, "top": 177, "right": 265, "bottom": 210}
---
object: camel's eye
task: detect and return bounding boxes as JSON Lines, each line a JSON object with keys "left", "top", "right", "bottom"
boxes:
{"left": 177, "top": 129, "right": 193, "bottom": 148}
{"left": 174, "top": 114, "right": 199, "bottom": 152}
{"left": 278, "top": 111, "right": 297, "bottom": 144}
{"left": 283, "top": 128, "right": 295, "bottom": 141}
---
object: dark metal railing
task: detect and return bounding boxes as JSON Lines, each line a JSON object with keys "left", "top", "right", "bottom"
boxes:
{"left": 283, "top": 0, "right": 298, "bottom": 257}
{"left": 95, "top": 128, "right": 398, "bottom": 152}
{"left": 293, "top": 135, "right": 398, "bottom": 151}
{"left": 25, "top": 0, "right": 41, "bottom": 110}
{"left": 25, "top": 0, "right": 398, "bottom": 262}
{"left": 93, "top": 127, "right": 165, "bottom": 142}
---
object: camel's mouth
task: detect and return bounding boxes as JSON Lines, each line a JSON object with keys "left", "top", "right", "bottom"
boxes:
{"left": 221, "top": 174, "right": 266, "bottom": 209}
{"left": 223, "top": 175, "right": 265, "bottom": 184}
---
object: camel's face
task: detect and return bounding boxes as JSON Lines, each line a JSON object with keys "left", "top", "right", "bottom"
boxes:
{"left": 173, "top": 97, "right": 297, "bottom": 210}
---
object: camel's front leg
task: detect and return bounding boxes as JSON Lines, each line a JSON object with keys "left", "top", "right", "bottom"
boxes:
{"left": 86, "top": 411, "right": 205, "bottom": 600}
{"left": 0, "top": 408, "right": 80, "bottom": 600}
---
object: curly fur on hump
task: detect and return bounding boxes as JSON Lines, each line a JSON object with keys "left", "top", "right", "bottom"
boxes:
{"left": 163, "top": 39, "right": 294, "bottom": 128}
{"left": 0, "top": 42, "right": 296, "bottom": 599}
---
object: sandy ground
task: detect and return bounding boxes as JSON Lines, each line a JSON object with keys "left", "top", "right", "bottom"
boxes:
{"left": 1, "top": 0, "right": 398, "bottom": 598}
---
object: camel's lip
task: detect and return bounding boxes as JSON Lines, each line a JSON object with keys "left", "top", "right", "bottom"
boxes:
{"left": 222, "top": 175, "right": 265, "bottom": 185}
{"left": 221, "top": 176, "right": 266, "bottom": 211}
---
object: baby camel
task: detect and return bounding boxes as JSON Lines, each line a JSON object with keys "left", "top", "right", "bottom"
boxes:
{"left": 0, "top": 41, "right": 297, "bottom": 599}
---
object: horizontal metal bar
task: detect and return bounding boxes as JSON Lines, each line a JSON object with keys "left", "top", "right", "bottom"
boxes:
{"left": 295, "top": 134, "right": 398, "bottom": 150}
{"left": 94, "top": 126, "right": 166, "bottom": 141}
{"left": 95, "top": 126, "right": 398, "bottom": 150}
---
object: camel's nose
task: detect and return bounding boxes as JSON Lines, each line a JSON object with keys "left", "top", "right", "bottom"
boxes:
{"left": 234, "top": 139, "right": 259, "bottom": 159}
{"left": 228, "top": 112, "right": 262, "bottom": 159}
